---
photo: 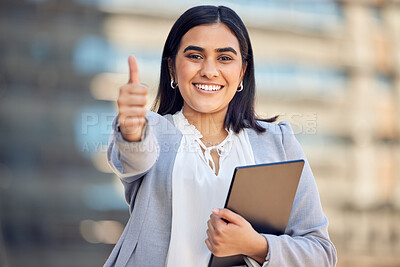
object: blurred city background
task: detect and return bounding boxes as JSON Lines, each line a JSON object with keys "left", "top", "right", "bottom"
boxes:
{"left": 0, "top": 0, "right": 399, "bottom": 266}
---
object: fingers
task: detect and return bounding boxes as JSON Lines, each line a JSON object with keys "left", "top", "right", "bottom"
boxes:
{"left": 118, "top": 106, "right": 147, "bottom": 118}
{"left": 207, "top": 215, "right": 226, "bottom": 247}
{"left": 117, "top": 93, "right": 147, "bottom": 107}
{"left": 207, "top": 217, "right": 215, "bottom": 231}
{"left": 117, "top": 105, "right": 147, "bottom": 130}
{"left": 206, "top": 220, "right": 216, "bottom": 254}
{"left": 209, "top": 214, "right": 226, "bottom": 229}
{"left": 120, "top": 83, "right": 148, "bottom": 95}
{"left": 212, "top": 208, "right": 244, "bottom": 225}
{"left": 205, "top": 238, "right": 213, "bottom": 252}
{"left": 128, "top": 55, "right": 140, "bottom": 84}
{"left": 118, "top": 116, "right": 146, "bottom": 134}
{"left": 205, "top": 217, "right": 228, "bottom": 257}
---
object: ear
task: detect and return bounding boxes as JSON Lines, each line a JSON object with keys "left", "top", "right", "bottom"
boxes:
{"left": 168, "top": 58, "right": 175, "bottom": 81}
{"left": 240, "top": 61, "right": 247, "bottom": 82}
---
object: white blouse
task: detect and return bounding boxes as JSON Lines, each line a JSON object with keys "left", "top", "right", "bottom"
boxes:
{"left": 165, "top": 110, "right": 255, "bottom": 267}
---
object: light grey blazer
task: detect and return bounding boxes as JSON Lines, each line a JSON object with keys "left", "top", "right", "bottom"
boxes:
{"left": 104, "top": 111, "right": 337, "bottom": 267}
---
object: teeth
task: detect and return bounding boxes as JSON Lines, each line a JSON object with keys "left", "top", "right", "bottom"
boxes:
{"left": 195, "top": 84, "right": 222, "bottom": 91}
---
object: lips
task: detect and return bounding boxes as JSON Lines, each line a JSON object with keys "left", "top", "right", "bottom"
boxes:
{"left": 193, "top": 83, "right": 224, "bottom": 91}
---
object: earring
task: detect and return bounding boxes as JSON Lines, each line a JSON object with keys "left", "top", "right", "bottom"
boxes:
{"left": 237, "top": 81, "right": 243, "bottom": 92}
{"left": 170, "top": 79, "right": 178, "bottom": 89}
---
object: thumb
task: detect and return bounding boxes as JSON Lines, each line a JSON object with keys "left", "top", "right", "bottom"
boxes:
{"left": 128, "top": 55, "right": 140, "bottom": 84}
{"left": 212, "top": 208, "right": 244, "bottom": 225}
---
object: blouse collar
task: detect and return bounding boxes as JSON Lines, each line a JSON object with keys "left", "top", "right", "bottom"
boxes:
{"left": 173, "top": 110, "right": 234, "bottom": 173}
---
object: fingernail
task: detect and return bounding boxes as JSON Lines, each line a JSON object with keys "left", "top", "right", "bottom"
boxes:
{"left": 212, "top": 208, "right": 219, "bottom": 213}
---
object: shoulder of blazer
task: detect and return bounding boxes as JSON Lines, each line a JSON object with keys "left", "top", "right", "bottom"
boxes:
{"left": 245, "top": 121, "right": 283, "bottom": 141}
{"left": 245, "top": 121, "right": 290, "bottom": 163}
{"left": 145, "top": 111, "right": 180, "bottom": 135}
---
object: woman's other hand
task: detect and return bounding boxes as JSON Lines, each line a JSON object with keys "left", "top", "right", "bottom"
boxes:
{"left": 205, "top": 208, "right": 269, "bottom": 264}
{"left": 117, "top": 55, "right": 148, "bottom": 142}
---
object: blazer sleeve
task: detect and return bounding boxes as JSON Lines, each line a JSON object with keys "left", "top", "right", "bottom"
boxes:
{"left": 107, "top": 115, "right": 160, "bottom": 183}
{"left": 261, "top": 121, "right": 337, "bottom": 267}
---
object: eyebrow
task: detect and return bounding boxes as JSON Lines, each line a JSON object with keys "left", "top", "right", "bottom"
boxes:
{"left": 216, "top": 47, "right": 237, "bottom": 55}
{"left": 183, "top": 45, "right": 237, "bottom": 55}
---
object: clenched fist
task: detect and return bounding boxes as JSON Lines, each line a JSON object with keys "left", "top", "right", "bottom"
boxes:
{"left": 117, "top": 55, "right": 148, "bottom": 142}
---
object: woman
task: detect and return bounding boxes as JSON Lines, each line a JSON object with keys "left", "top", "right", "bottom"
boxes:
{"left": 105, "top": 5, "right": 337, "bottom": 267}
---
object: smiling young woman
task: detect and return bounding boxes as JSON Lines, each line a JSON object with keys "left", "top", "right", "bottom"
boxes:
{"left": 106, "top": 5, "right": 337, "bottom": 267}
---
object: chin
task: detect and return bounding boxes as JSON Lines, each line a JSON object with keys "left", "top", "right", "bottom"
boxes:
{"left": 195, "top": 106, "right": 225, "bottom": 115}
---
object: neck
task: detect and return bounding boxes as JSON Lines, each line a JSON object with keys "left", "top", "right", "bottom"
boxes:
{"left": 182, "top": 106, "right": 228, "bottom": 143}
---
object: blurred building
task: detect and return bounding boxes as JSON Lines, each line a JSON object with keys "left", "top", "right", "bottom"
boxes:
{"left": 0, "top": 0, "right": 399, "bottom": 266}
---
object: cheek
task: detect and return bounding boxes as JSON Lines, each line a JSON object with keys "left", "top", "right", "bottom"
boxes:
{"left": 176, "top": 61, "right": 198, "bottom": 82}
{"left": 222, "top": 64, "right": 243, "bottom": 84}
{"left": 223, "top": 67, "right": 242, "bottom": 96}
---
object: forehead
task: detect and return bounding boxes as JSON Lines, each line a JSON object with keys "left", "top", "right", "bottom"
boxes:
{"left": 179, "top": 23, "right": 240, "bottom": 51}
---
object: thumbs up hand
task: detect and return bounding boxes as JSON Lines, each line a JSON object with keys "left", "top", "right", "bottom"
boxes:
{"left": 117, "top": 55, "right": 148, "bottom": 142}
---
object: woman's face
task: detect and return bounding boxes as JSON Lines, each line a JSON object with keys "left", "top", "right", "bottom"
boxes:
{"left": 172, "top": 23, "right": 246, "bottom": 117}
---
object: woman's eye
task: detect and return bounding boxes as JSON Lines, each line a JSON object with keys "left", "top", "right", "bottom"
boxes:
{"left": 187, "top": 54, "right": 202, "bottom": 60}
{"left": 219, "top": 56, "right": 232, "bottom": 61}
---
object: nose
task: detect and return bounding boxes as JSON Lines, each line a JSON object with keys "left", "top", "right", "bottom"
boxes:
{"left": 200, "top": 58, "right": 219, "bottom": 79}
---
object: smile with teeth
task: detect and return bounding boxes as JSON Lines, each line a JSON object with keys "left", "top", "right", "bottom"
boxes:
{"left": 194, "top": 83, "right": 223, "bottom": 91}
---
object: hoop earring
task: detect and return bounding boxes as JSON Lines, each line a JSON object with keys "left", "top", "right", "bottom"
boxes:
{"left": 237, "top": 81, "right": 243, "bottom": 92}
{"left": 170, "top": 79, "right": 178, "bottom": 89}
